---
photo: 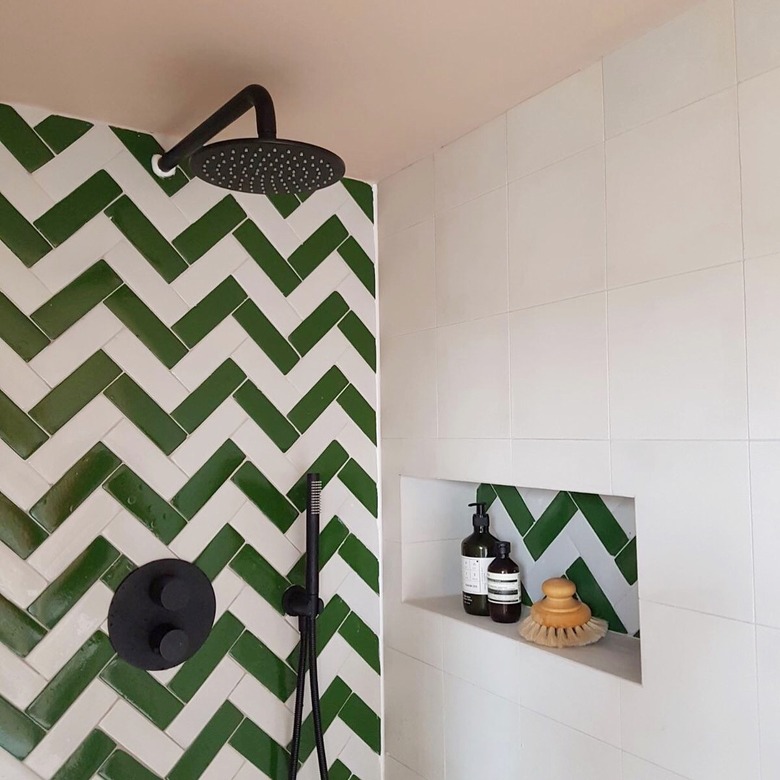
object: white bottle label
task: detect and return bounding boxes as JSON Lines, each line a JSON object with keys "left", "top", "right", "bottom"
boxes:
{"left": 487, "top": 571, "right": 521, "bottom": 604}
{"left": 462, "top": 556, "right": 493, "bottom": 595}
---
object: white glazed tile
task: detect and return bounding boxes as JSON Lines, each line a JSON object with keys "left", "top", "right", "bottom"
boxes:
{"left": 509, "top": 293, "right": 608, "bottom": 439}
{"left": 608, "top": 264, "right": 748, "bottom": 440}
{"left": 0, "top": 338, "right": 50, "bottom": 410}
{"left": 0, "top": 243, "right": 51, "bottom": 314}
{"left": 0, "top": 541, "right": 46, "bottom": 607}
{"left": 735, "top": 0, "right": 780, "bottom": 80}
{"left": 172, "top": 235, "right": 248, "bottom": 306}
{"left": 385, "top": 757, "right": 425, "bottom": 780}
{"left": 378, "top": 156, "right": 434, "bottom": 237}
{"left": 170, "top": 177, "right": 226, "bottom": 221}
{"left": 511, "top": 439, "right": 611, "bottom": 495}
{"left": 337, "top": 737, "right": 380, "bottom": 780}
{"left": 228, "top": 674, "right": 293, "bottom": 747}
{"left": 229, "top": 501, "right": 301, "bottom": 574}
{"left": 378, "top": 220, "right": 435, "bottom": 337}
{"left": 0, "top": 143, "right": 53, "bottom": 220}
{"left": 200, "top": 746, "right": 245, "bottom": 780}
{"left": 103, "top": 510, "right": 173, "bottom": 566}
{"left": 212, "top": 568, "right": 244, "bottom": 620}
{"left": 171, "top": 317, "right": 247, "bottom": 390}
{"left": 434, "top": 188, "right": 507, "bottom": 326}
{"left": 0, "top": 441, "right": 50, "bottom": 510}
{"left": 508, "top": 145, "right": 606, "bottom": 309}
{"left": 0, "top": 750, "right": 41, "bottom": 780}
{"left": 621, "top": 754, "right": 690, "bottom": 780}
{"left": 336, "top": 195, "right": 375, "bottom": 261}
{"left": 603, "top": 0, "right": 736, "bottom": 137}
{"left": 230, "top": 420, "right": 299, "bottom": 491}
{"left": 0, "top": 642, "right": 46, "bottom": 709}
{"left": 435, "top": 439, "right": 512, "bottom": 484}
{"left": 400, "top": 476, "right": 476, "bottom": 544}
{"left": 402, "top": 539, "right": 461, "bottom": 600}
{"left": 228, "top": 586, "right": 299, "bottom": 660}
{"left": 235, "top": 257, "right": 302, "bottom": 335}
{"left": 757, "top": 625, "right": 780, "bottom": 778}
{"left": 507, "top": 62, "right": 604, "bottom": 180}
{"left": 337, "top": 272, "right": 376, "bottom": 336}
{"left": 436, "top": 315, "right": 510, "bottom": 439}
{"left": 434, "top": 115, "right": 506, "bottom": 213}
{"left": 606, "top": 89, "right": 741, "bottom": 288}
{"left": 337, "top": 649, "right": 381, "bottom": 713}
{"left": 285, "top": 182, "right": 350, "bottom": 242}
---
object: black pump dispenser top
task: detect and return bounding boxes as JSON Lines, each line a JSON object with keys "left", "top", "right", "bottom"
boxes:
{"left": 468, "top": 502, "right": 489, "bottom": 529}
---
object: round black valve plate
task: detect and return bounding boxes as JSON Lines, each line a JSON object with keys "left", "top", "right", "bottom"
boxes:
{"left": 108, "top": 559, "right": 216, "bottom": 670}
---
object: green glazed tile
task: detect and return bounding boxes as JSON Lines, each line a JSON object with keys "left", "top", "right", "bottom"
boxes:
{"left": 111, "top": 127, "right": 189, "bottom": 196}
{"left": 171, "top": 359, "right": 245, "bottom": 433}
{"left": 99, "top": 750, "right": 160, "bottom": 780}
{"left": 100, "top": 658, "right": 183, "bottom": 728}
{"left": 172, "top": 276, "right": 246, "bottom": 347}
{"left": 294, "top": 676, "right": 350, "bottom": 761}
{"left": 339, "top": 612, "right": 380, "bottom": 673}
{"left": 336, "top": 385, "right": 376, "bottom": 444}
{"left": 230, "top": 719, "right": 288, "bottom": 780}
{"left": 29, "top": 351, "right": 121, "bottom": 434}
{"left": 168, "top": 701, "right": 243, "bottom": 780}
{"left": 101, "top": 555, "right": 136, "bottom": 591}
{"left": 27, "top": 632, "right": 114, "bottom": 729}
{"left": 34, "top": 115, "right": 92, "bottom": 154}
{"left": 30, "top": 443, "right": 121, "bottom": 532}
{"left": 339, "top": 535, "right": 379, "bottom": 594}
{"left": 523, "top": 492, "right": 578, "bottom": 561}
{"left": 230, "top": 545, "right": 290, "bottom": 614}
{"left": 571, "top": 492, "right": 630, "bottom": 555}
{"left": 615, "top": 536, "right": 638, "bottom": 585}
{"left": 234, "top": 381, "right": 298, "bottom": 451}
{"left": 287, "top": 366, "right": 348, "bottom": 433}
{"left": 342, "top": 179, "right": 374, "bottom": 222}
{"left": 0, "top": 491, "right": 47, "bottom": 559}
{"left": 0, "top": 289, "right": 50, "bottom": 360}
{"left": 0, "top": 388, "right": 48, "bottom": 458}
{"left": 337, "top": 237, "right": 375, "bottom": 296}
{"left": 493, "top": 484, "right": 534, "bottom": 536}
{"left": 103, "top": 465, "right": 186, "bottom": 544}
{"left": 31, "top": 260, "right": 123, "bottom": 339}
{"left": 566, "top": 557, "right": 626, "bottom": 634}
{"left": 266, "top": 193, "right": 301, "bottom": 219}
{"left": 338, "top": 311, "right": 376, "bottom": 370}
{"left": 232, "top": 462, "right": 299, "bottom": 532}
{"left": 475, "top": 483, "right": 497, "bottom": 510}
{"left": 287, "top": 595, "right": 349, "bottom": 667}
{"left": 0, "top": 695, "right": 45, "bottom": 759}
{"left": 172, "top": 440, "right": 245, "bottom": 519}
{"left": 103, "top": 374, "right": 186, "bottom": 455}
{"left": 104, "top": 286, "right": 187, "bottom": 369}
{"left": 339, "top": 693, "right": 381, "bottom": 753}
{"left": 172, "top": 196, "right": 246, "bottom": 263}
{"left": 339, "top": 458, "right": 378, "bottom": 516}
{"left": 230, "top": 631, "right": 297, "bottom": 700}
{"left": 289, "top": 292, "right": 349, "bottom": 356}
{"left": 233, "top": 300, "right": 299, "bottom": 374}
{"left": 34, "top": 171, "right": 121, "bottom": 246}
{"left": 0, "top": 192, "right": 51, "bottom": 267}
{"left": 0, "top": 104, "right": 53, "bottom": 171}
{"left": 288, "top": 516, "right": 349, "bottom": 586}
{"left": 330, "top": 759, "right": 352, "bottom": 780}
{"left": 52, "top": 729, "right": 115, "bottom": 780}
{"left": 233, "top": 220, "right": 301, "bottom": 295}
{"left": 104, "top": 196, "right": 187, "bottom": 283}
{"left": 28, "top": 537, "right": 119, "bottom": 628}
{"left": 287, "top": 440, "right": 349, "bottom": 512}
{"left": 288, "top": 215, "right": 348, "bottom": 279}
{"left": 0, "top": 593, "right": 46, "bottom": 656}
{"left": 169, "top": 612, "right": 244, "bottom": 702}
{"left": 195, "top": 525, "right": 244, "bottom": 580}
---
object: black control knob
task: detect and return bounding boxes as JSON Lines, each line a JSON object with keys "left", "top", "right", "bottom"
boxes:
{"left": 150, "top": 625, "right": 190, "bottom": 664}
{"left": 150, "top": 576, "right": 190, "bottom": 611}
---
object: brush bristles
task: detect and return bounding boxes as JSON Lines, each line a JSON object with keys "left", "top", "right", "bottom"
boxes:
{"left": 519, "top": 615, "right": 608, "bottom": 648}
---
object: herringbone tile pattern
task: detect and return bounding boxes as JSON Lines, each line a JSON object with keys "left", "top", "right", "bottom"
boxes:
{"left": 0, "top": 102, "right": 379, "bottom": 780}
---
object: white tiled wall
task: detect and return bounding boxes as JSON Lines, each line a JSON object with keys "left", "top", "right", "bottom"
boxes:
{"left": 377, "top": 1, "right": 780, "bottom": 778}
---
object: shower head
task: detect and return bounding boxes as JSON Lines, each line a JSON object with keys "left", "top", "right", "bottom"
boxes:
{"left": 152, "top": 85, "right": 345, "bottom": 196}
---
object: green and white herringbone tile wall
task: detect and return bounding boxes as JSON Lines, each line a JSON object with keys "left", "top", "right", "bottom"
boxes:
{"left": 0, "top": 102, "right": 380, "bottom": 780}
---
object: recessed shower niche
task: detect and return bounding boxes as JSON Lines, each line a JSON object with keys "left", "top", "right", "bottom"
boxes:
{"left": 399, "top": 476, "right": 641, "bottom": 682}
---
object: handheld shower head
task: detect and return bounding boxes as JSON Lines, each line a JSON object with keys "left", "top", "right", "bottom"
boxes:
{"left": 152, "top": 85, "right": 345, "bottom": 196}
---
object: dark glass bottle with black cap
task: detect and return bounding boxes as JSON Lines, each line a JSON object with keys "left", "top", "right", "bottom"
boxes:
{"left": 488, "top": 541, "right": 521, "bottom": 623}
{"left": 461, "top": 502, "right": 499, "bottom": 616}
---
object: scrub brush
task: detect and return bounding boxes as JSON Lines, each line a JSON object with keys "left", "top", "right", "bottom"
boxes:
{"left": 519, "top": 577, "right": 608, "bottom": 648}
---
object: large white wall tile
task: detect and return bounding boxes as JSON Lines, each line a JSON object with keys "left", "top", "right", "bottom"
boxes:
{"left": 380, "top": 330, "right": 437, "bottom": 439}
{"left": 739, "top": 66, "right": 780, "bottom": 259}
{"left": 620, "top": 602, "right": 759, "bottom": 780}
{"left": 510, "top": 293, "right": 608, "bottom": 440}
{"left": 519, "top": 708, "right": 622, "bottom": 780}
{"left": 434, "top": 116, "right": 506, "bottom": 213}
{"left": 603, "top": 0, "right": 736, "bottom": 137}
{"left": 434, "top": 188, "right": 507, "bottom": 326}
{"left": 608, "top": 264, "right": 748, "bottom": 440}
{"left": 385, "top": 757, "right": 426, "bottom": 780}
{"left": 508, "top": 145, "right": 606, "bottom": 309}
{"left": 400, "top": 477, "right": 476, "bottom": 544}
{"left": 379, "top": 220, "right": 435, "bottom": 336}
{"left": 436, "top": 315, "right": 510, "bottom": 439}
{"left": 378, "top": 156, "right": 434, "bottom": 237}
{"left": 606, "top": 89, "right": 741, "bottom": 288}
{"left": 736, "top": 0, "right": 780, "bottom": 81}
{"left": 436, "top": 438, "right": 512, "bottom": 484}
{"left": 611, "top": 441, "right": 754, "bottom": 621}
{"left": 757, "top": 624, "right": 780, "bottom": 778}
{"left": 402, "top": 539, "right": 461, "bottom": 599}
{"left": 621, "top": 754, "right": 691, "bottom": 780}
{"left": 507, "top": 63, "right": 604, "bottom": 180}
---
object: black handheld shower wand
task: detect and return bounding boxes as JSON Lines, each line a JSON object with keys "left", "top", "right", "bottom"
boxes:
{"left": 282, "top": 473, "right": 328, "bottom": 780}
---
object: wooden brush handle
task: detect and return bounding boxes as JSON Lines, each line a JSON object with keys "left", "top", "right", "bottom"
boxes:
{"left": 531, "top": 577, "right": 592, "bottom": 629}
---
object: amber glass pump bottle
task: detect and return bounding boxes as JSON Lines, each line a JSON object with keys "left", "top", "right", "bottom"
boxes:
{"left": 461, "top": 502, "right": 499, "bottom": 616}
{"left": 487, "top": 541, "right": 521, "bottom": 623}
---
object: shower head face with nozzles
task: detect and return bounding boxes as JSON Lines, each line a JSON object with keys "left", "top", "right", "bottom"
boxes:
{"left": 189, "top": 138, "right": 346, "bottom": 195}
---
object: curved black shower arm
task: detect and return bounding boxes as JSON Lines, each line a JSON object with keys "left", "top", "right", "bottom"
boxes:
{"left": 157, "top": 84, "right": 277, "bottom": 173}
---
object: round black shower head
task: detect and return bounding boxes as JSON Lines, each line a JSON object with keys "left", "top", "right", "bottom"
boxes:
{"left": 189, "top": 138, "right": 345, "bottom": 195}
